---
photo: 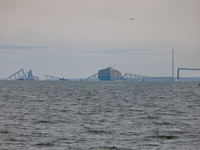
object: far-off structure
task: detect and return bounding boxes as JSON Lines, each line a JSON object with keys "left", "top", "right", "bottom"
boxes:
{"left": 6, "top": 69, "right": 39, "bottom": 80}
{"left": 98, "top": 67, "right": 122, "bottom": 81}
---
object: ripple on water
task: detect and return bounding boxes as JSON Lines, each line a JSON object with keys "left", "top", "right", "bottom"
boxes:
{"left": 0, "top": 81, "right": 200, "bottom": 150}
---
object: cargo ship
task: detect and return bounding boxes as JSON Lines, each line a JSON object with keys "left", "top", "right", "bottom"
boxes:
{"left": 98, "top": 67, "right": 122, "bottom": 81}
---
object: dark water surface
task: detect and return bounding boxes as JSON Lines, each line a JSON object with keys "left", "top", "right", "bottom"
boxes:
{"left": 0, "top": 81, "right": 200, "bottom": 150}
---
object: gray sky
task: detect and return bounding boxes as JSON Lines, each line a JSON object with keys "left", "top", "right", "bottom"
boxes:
{"left": 0, "top": 0, "right": 200, "bottom": 79}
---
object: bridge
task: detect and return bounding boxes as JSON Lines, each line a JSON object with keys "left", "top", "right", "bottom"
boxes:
{"left": 6, "top": 69, "right": 40, "bottom": 80}
{"left": 6, "top": 68, "right": 199, "bottom": 81}
{"left": 122, "top": 73, "right": 173, "bottom": 81}
{"left": 84, "top": 73, "right": 98, "bottom": 81}
{"left": 123, "top": 73, "right": 149, "bottom": 81}
{"left": 43, "top": 75, "right": 69, "bottom": 81}
{"left": 84, "top": 72, "right": 173, "bottom": 81}
{"left": 177, "top": 68, "right": 200, "bottom": 80}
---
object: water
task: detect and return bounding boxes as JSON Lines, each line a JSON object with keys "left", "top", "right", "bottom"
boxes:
{"left": 0, "top": 81, "right": 200, "bottom": 150}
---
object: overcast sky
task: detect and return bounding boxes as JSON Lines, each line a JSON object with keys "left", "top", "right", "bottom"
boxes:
{"left": 0, "top": 0, "right": 200, "bottom": 79}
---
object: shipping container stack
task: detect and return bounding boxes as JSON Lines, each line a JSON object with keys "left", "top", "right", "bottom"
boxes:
{"left": 98, "top": 68, "right": 122, "bottom": 81}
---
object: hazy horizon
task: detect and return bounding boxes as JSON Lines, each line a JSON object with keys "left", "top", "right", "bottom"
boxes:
{"left": 0, "top": 0, "right": 200, "bottom": 79}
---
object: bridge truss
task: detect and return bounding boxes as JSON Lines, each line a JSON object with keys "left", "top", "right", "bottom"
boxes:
{"left": 84, "top": 73, "right": 99, "bottom": 81}
{"left": 123, "top": 73, "right": 173, "bottom": 81}
{"left": 6, "top": 69, "right": 40, "bottom": 80}
{"left": 43, "top": 75, "right": 62, "bottom": 80}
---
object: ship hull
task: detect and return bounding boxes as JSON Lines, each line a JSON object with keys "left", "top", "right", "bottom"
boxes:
{"left": 98, "top": 68, "right": 121, "bottom": 81}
